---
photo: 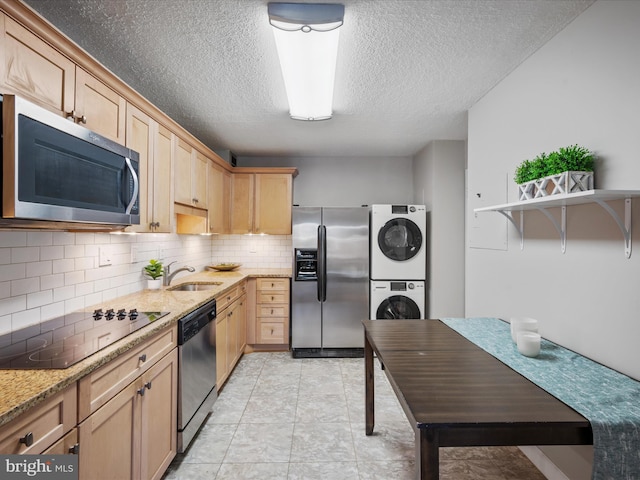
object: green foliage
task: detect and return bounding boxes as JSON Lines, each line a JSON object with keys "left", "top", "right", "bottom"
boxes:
{"left": 144, "top": 259, "right": 163, "bottom": 279}
{"left": 514, "top": 145, "right": 594, "bottom": 184}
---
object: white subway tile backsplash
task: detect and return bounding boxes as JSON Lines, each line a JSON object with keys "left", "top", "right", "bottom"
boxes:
{"left": 11, "top": 277, "right": 40, "bottom": 296}
{"left": 12, "top": 308, "right": 40, "bottom": 330}
{"left": 64, "top": 245, "right": 85, "bottom": 258}
{"left": 27, "top": 232, "right": 53, "bottom": 247}
{"left": 26, "top": 261, "right": 52, "bottom": 278}
{"left": 52, "top": 258, "right": 75, "bottom": 274}
{"left": 40, "top": 245, "right": 64, "bottom": 261}
{"left": 0, "top": 230, "right": 291, "bottom": 333}
{"left": 0, "top": 264, "right": 26, "bottom": 282}
{"left": 1, "top": 232, "right": 27, "bottom": 247}
{"left": 64, "top": 271, "right": 85, "bottom": 286}
{"left": 27, "top": 290, "right": 53, "bottom": 309}
{"left": 40, "top": 274, "right": 64, "bottom": 291}
{"left": 0, "top": 295, "right": 26, "bottom": 316}
{"left": 53, "top": 285, "right": 75, "bottom": 303}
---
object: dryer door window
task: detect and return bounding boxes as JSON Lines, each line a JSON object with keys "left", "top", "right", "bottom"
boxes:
{"left": 375, "top": 295, "right": 421, "bottom": 319}
{"left": 377, "top": 218, "right": 423, "bottom": 261}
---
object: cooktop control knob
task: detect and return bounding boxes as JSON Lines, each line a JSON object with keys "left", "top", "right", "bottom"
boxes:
{"left": 105, "top": 309, "right": 115, "bottom": 320}
{"left": 92, "top": 309, "right": 103, "bottom": 320}
{"left": 117, "top": 309, "right": 127, "bottom": 320}
{"left": 129, "top": 309, "right": 139, "bottom": 320}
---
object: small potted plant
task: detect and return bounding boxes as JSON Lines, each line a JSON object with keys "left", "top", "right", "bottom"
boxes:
{"left": 144, "top": 259, "right": 163, "bottom": 290}
{"left": 514, "top": 144, "right": 594, "bottom": 201}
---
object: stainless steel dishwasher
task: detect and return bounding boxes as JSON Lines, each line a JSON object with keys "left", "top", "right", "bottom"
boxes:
{"left": 177, "top": 298, "right": 217, "bottom": 453}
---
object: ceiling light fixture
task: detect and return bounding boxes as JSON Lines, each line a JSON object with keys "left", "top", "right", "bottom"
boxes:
{"left": 268, "top": 2, "right": 344, "bottom": 121}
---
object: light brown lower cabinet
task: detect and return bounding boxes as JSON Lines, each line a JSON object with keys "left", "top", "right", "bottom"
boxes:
{"left": 216, "top": 281, "right": 247, "bottom": 390}
{"left": 78, "top": 348, "right": 177, "bottom": 480}
{"left": 0, "top": 383, "right": 77, "bottom": 455}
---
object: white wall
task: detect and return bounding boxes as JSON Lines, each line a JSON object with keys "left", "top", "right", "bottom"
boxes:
{"left": 239, "top": 155, "right": 414, "bottom": 207}
{"left": 466, "top": 1, "right": 640, "bottom": 477}
{"left": 413, "top": 140, "right": 466, "bottom": 317}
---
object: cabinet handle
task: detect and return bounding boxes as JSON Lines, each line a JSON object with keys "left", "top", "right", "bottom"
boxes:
{"left": 68, "top": 443, "right": 80, "bottom": 455}
{"left": 66, "top": 110, "right": 87, "bottom": 124}
{"left": 139, "top": 354, "right": 147, "bottom": 363}
{"left": 144, "top": 381, "right": 152, "bottom": 391}
{"left": 192, "top": 198, "right": 199, "bottom": 204}
{"left": 271, "top": 296, "right": 275, "bottom": 301}
{"left": 137, "top": 386, "right": 146, "bottom": 396}
{"left": 19, "top": 432, "right": 34, "bottom": 447}
{"left": 271, "top": 309, "right": 274, "bottom": 314}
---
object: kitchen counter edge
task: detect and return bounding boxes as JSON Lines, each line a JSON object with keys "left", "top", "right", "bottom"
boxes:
{"left": 0, "top": 269, "right": 291, "bottom": 428}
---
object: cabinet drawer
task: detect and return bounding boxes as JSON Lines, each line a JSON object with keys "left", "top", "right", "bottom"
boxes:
{"left": 256, "top": 278, "right": 289, "bottom": 292}
{"left": 0, "top": 384, "right": 77, "bottom": 454}
{"left": 42, "top": 427, "right": 78, "bottom": 455}
{"left": 216, "top": 285, "right": 239, "bottom": 312}
{"left": 257, "top": 321, "right": 286, "bottom": 344}
{"left": 258, "top": 305, "right": 289, "bottom": 318}
{"left": 78, "top": 326, "right": 176, "bottom": 421}
{"left": 258, "top": 292, "right": 287, "bottom": 304}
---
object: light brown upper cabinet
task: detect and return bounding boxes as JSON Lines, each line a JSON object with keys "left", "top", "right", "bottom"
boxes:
{"left": 174, "top": 139, "right": 208, "bottom": 210}
{"left": 207, "top": 162, "right": 232, "bottom": 234}
{"left": 231, "top": 172, "right": 293, "bottom": 235}
{"left": 125, "top": 104, "right": 173, "bottom": 233}
{"left": 74, "top": 67, "right": 126, "bottom": 144}
{"left": 1, "top": 15, "right": 125, "bottom": 144}
{"left": 1, "top": 13, "right": 75, "bottom": 115}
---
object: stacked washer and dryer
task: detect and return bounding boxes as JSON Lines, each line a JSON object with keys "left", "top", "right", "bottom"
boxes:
{"left": 370, "top": 205, "right": 427, "bottom": 319}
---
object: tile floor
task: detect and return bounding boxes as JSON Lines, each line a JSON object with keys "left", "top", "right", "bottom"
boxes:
{"left": 163, "top": 352, "right": 547, "bottom": 479}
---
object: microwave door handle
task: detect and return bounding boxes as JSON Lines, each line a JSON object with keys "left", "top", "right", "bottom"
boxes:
{"left": 124, "top": 157, "right": 139, "bottom": 215}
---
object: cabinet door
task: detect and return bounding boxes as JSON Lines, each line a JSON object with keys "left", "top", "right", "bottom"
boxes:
{"left": 216, "top": 315, "right": 228, "bottom": 390}
{"left": 140, "top": 349, "right": 177, "bottom": 480}
{"left": 79, "top": 381, "right": 139, "bottom": 480}
{"left": 152, "top": 124, "right": 174, "bottom": 232}
{"left": 174, "top": 138, "right": 193, "bottom": 206}
{"left": 226, "top": 301, "right": 239, "bottom": 374}
{"left": 193, "top": 151, "right": 208, "bottom": 209}
{"left": 254, "top": 174, "right": 293, "bottom": 234}
{"left": 230, "top": 173, "right": 254, "bottom": 233}
{"left": 75, "top": 67, "right": 126, "bottom": 143}
{"left": 125, "top": 103, "right": 153, "bottom": 232}
{"left": 1, "top": 14, "right": 75, "bottom": 115}
{"left": 208, "top": 162, "right": 231, "bottom": 234}
{"left": 236, "top": 294, "right": 247, "bottom": 360}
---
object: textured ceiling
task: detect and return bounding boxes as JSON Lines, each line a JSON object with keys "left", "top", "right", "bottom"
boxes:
{"left": 23, "top": 0, "right": 594, "bottom": 158}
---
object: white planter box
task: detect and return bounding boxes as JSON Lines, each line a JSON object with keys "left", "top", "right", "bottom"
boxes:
{"left": 518, "top": 171, "right": 594, "bottom": 201}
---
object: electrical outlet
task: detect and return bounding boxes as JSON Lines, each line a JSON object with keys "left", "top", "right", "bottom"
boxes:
{"left": 99, "top": 247, "right": 112, "bottom": 267}
{"left": 131, "top": 244, "right": 140, "bottom": 263}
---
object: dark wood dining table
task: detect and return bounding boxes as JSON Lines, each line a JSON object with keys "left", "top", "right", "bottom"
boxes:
{"left": 363, "top": 319, "right": 593, "bottom": 480}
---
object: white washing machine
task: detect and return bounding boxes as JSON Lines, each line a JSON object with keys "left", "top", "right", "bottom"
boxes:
{"left": 370, "top": 204, "right": 426, "bottom": 280}
{"left": 370, "top": 280, "right": 426, "bottom": 320}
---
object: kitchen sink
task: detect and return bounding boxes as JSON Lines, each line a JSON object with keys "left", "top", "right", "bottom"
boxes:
{"left": 168, "top": 282, "right": 223, "bottom": 291}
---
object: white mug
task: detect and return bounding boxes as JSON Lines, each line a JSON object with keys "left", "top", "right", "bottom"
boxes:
{"left": 517, "top": 331, "right": 541, "bottom": 357}
{"left": 510, "top": 317, "right": 538, "bottom": 343}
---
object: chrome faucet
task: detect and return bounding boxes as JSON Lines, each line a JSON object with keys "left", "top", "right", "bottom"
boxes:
{"left": 163, "top": 261, "right": 195, "bottom": 286}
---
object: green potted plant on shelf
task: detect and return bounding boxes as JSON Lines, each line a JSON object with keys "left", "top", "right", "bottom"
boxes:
{"left": 514, "top": 144, "right": 594, "bottom": 201}
{"left": 144, "top": 259, "right": 163, "bottom": 290}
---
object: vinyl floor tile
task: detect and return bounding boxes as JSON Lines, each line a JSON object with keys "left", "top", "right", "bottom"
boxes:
{"left": 164, "top": 352, "right": 548, "bottom": 479}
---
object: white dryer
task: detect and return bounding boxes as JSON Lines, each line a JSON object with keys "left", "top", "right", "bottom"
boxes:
{"left": 370, "top": 280, "right": 425, "bottom": 320}
{"left": 370, "top": 204, "right": 426, "bottom": 280}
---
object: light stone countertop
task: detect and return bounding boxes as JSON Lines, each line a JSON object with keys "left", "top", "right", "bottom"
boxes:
{"left": 0, "top": 268, "right": 291, "bottom": 428}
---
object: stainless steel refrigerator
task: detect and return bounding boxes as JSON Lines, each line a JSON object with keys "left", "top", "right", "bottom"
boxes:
{"left": 291, "top": 206, "right": 369, "bottom": 358}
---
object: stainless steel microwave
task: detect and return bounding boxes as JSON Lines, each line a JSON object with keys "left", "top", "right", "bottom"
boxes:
{"left": 2, "top": 94, "right": 140, "bottom": 225}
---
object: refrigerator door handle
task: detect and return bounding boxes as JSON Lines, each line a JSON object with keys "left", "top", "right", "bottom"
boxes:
{"left": 317, "top": 225, "right": 327, "bottom": 302}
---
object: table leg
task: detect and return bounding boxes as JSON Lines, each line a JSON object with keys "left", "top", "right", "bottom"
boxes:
{"left": 417, "top": 427, "right": 439, "bottom": 480}
{"left": 365, "top": 333, "right": 375, "bottom": 435}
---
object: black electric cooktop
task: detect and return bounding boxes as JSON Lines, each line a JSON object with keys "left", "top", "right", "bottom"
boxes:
{"left": 0, "top": 308, "right": 169, "bottom": 369}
